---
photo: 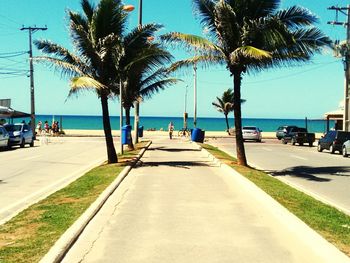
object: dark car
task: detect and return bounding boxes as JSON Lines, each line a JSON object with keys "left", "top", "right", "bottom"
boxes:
{"left": 317, "top": 130, "right": 350, "bottom": 154}
{"left": 282, "top": 127, "right": 315, "bottom": 146}
{"left": 276, "top": 125, "right": 298, "bottom": 140}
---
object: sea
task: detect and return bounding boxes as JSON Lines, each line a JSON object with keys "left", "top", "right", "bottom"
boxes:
{"left": 24, "top": 115, "right": 333, "bottom": 133}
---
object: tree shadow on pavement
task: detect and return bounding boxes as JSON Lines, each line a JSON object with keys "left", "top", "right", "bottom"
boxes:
{"left": 147, "top": 147, "right": 201, "bottom": 152}
{"left": 269, "top": 166, "right": 350, "bottom": 182}
{"left": 135, "top": 161, "right": 213, "bottom": 169}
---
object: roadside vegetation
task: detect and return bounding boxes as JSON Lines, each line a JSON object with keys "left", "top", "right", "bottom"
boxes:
{"left": 0, "top": 141, "right": 148, "bottom": 263}
{"left": 201, "top": 143, "right": 350, "bottom": 256}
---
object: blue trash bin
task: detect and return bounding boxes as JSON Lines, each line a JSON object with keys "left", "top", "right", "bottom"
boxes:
{"left": 138, "top": 126, "right": 144, "bottom": 137}
{"left": 191, "top": 128, "right": 205, "bottom": 142}
{"left": 121, "top": 125, "right": 132, "bottom": 144}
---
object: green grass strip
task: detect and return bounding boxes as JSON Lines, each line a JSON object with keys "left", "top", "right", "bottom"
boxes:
{"left": 0, "top": 142, "right": 148, "bottom": 263}
{"left": 201, "top": 143, "right": 350, "bottom": 257}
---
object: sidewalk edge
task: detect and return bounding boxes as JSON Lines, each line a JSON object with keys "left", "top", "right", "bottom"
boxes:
{"left": 39, "top": 141, "right": 152, "bottom": 263}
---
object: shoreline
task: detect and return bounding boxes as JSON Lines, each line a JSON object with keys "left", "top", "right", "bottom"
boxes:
{"left": 62, "top": 129, "right": 324, "bottom": 139}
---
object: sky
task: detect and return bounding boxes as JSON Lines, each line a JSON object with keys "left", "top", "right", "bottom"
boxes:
{"left": 0, "top": 0, "right": 347, "bottom": 119}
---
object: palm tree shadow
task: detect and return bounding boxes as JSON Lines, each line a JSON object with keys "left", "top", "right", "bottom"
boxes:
{"left": 135, "top": 161, "right": 213, "bottom": 170}
{"left": 269, "top": 166, "right": 350, "bottom": 182}
{"left": 148, "top": 147, "right": 201, "bottom": 152}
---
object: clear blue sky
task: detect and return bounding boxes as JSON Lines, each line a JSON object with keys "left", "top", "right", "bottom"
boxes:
{"left": 0, "top": 0, "right": 346, "bottom": 119}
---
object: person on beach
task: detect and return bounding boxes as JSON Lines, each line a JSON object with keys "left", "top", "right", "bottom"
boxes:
{"left": 168, "top": 121, "right": 174, "bottom": 139}
{"left": 36, "top": 121, "right": 42, "bottom": 134}
{"left": 44, "top": 121, "right": 49, "bottom": 134}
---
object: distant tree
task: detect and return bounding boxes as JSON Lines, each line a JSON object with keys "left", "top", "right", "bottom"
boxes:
{"left": 212, "top": 89, "right": 245, "bottom": 134}
{"left": 162, "top": 0, "right": 331, "bottom": 166}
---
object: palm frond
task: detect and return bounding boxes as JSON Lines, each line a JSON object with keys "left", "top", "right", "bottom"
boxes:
{"left": 276, "top": 6, "right": 318, "bottom": 29}
{"left": 230, "top": 46, "right": 271, "bottom": 63}
{"left": 34, "top": 56, "right": 84, "bottom": 78}
{"left": 139, "top": 78, "right": 179, "bottom": 99}
{"left": 161, "top": 32, "right": 222, "bottom": 53}
{"left": 168, "top": 54, "right": 225, "bottom": 73}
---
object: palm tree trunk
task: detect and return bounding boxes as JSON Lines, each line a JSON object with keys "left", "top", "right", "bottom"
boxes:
{"left": 125, "top": 106, "right": 135, "bottom": 150}
{"left": 101, "top": 93, "right": 118, "bottom": 163}
{"left": 232, "top": 70, "right": 247, "bottom": 166}
{"left": 224, "top": 113, "right": 230, "bottom": 134}
{"left": 134, "top": 101, "right": 139, "bottom": 144}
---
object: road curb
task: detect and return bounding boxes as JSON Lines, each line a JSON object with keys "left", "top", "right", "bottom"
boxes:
{"left": 197, "top": 142, "right": 350, "bottom": 262}
{"left": 39, "top": 141, "right": 152, "bottom": 263}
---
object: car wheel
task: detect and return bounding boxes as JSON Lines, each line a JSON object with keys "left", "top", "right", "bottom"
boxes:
{"left": 309, "top": 142, "right": 313, "bottom": 147}
{"left": 257, "top": 139, "right": 262, "bottom": 143}
{"left": 29, "top": 140, "right": 34, "bottom": 147}
{"left": 329, "top": 144, "right": 335, "bottom": 154}
{"left": 343, "top": 147, "right": 348, "bottom": 157}
{"left": 282, "top": 138, "right": 287, "bottom": 144}
{"left": 20, "top": 139, "right": 25, "bottom": 148}
{"left": 291, "top": 138, "right": 296, "bottom": 145}
{"left": 299, "top": 142, "right": 304, "bottom": 146}
{"left": 317, "top": 144, "right": 323, "bottom": 152}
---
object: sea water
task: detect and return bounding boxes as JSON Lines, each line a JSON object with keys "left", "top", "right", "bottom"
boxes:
{"left": 31, "top": 115, "right": 332, "bottom": 133}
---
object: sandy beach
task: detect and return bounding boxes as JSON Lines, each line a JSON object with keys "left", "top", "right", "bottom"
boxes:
{"left": 63, "top": 129, "right": 324, "bottom": 139}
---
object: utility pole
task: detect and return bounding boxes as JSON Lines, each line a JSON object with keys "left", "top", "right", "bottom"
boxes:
{"left": 328, "top": 6, "right": 350, "bottom": 131}
{"left": 20, "top": 26, "right": 47, "bottom": 135}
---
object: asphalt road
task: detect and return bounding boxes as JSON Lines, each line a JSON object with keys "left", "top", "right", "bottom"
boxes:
{"left": 207, "top": 137, "right": 350, "bottom": 214}
{"left": 0, "top": 137, "right": 110, "bottom": 224}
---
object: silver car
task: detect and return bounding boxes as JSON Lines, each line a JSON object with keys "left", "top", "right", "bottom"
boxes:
{"left": 0, "top": 125, "right": 9, "bottom": 148}
{"left": 342, "top": 140, "right": 350, "bottom": 157}
{"left": 4, "top": 123, "right": 34, "bottom": 148}
{"left": 242, "top": 126, "right": 262, "bottom": 142}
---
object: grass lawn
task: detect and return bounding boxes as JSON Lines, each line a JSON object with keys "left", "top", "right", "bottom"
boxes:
{"left": 0, "top": 141, "right": 148, "bottom": 263}
{"left": 201, "top": 143, "right": 350, "bottom": 257}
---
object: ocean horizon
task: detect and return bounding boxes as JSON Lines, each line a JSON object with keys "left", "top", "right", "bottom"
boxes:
{"left": 25, "top": 115, "right": 333, "bottom": 133}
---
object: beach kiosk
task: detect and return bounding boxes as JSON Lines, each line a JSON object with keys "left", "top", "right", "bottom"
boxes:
{"left": 324, "top": 109, "right": 343, "bottom": 132}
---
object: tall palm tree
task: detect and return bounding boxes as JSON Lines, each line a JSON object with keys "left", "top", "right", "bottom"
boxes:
{"left": 212, "top": 88, "right": 245, "bottom": 133}
{"left": 162, "top": 0, "right": 331, "bottom": 166}
{"left": 116, "top": 25, "right": 178, "bottom": 148}
{"left": 34, "top": 0, "right": 131, "bottom": 163}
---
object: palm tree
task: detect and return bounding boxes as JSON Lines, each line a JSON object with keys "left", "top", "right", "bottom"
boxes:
{"left": 162, "top": 0, "right": 331, "bottom": 166}
{"left": 212, "top": 88, "right": 245, "bottom": 134}
{"left": 34, "top": 0, "right": 131, "bottom": 163}
{"left": 117, "top": 25, "right": 179, "bottom": 149}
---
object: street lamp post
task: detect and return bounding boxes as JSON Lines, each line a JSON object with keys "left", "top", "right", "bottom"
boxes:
{"left": 134, "top": 0, "right": 143, "bottom": 144}
{"left": 120, "top": 5, "right": 135, "bottom": 154}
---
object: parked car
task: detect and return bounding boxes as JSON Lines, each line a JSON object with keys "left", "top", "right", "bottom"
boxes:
{"left": 281, "top": 127, "right": 315, "bottom": 147}
{"left": 276, "top": 125, "right": 298, "bottom": 140}
{"left": 0, "top": 125, "right": 10, "bottom": 148}
{"left": 242, "top": 126, "right": 262, "bottom": 142}
{"left": 4, "top": 123, "right": 34, "bottom": 148}
{"left": 342, "top": 140, "right": 350, "bottom": 157}
{"left": 317, "top": 130, "right": 350, "bottom": 154}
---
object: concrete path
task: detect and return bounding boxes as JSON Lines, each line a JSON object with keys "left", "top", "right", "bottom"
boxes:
{"left": 61, "top": 137, "right": 349, "bottom": 263}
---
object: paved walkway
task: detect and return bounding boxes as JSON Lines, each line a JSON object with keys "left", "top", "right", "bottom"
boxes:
{"left": 61, "top": 137, "right": 349, "bottom": 263}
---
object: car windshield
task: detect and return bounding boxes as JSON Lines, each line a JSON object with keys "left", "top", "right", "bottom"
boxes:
{"left": 337, "top": 132, "right": 350, "bottom": 140}
{"left": 5, "top": 125, "right": 21, "bottom": 132}
{"left": 243, "top": 127, "right": 257, "bottom": 130}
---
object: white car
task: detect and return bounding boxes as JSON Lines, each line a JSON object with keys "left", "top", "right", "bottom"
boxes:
{"left": 342, "top": 140, "right": 350, "bottom": 157}
{"left": 4, "top": 123, "right": 34, "bottom": 148}
{"left": 0, "top": 125, "right": 9, "bottom": 148}
{"left": 242, "top": 126, "right": 262, "bottom": 142}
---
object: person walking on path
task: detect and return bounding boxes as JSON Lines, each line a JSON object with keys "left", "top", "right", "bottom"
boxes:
{"left": 60, "top": 138, "right": 349, "bottom": 263}
{"left": 168, "top": 121, "right": 174, "bottom": 139}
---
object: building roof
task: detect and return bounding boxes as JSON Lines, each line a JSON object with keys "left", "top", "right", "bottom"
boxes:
{"left": 0, "top": 106, "right": 30, "bottom": 119}
{"left": 324, "top": 109, "right": 344, "bottom": 120}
